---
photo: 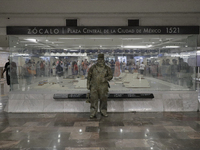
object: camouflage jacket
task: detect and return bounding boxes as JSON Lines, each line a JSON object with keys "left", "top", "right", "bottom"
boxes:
{"left": 87, "top": 64, "right": 113, "bottom": 89}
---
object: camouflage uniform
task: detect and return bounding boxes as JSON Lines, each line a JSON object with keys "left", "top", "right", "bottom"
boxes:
{"left": 87, "top": 54, "right": 113, "bottom": 118}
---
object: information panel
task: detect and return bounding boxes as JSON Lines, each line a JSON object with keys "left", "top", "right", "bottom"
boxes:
{"left": 7, "top": 26, "right": 199, "bottom": 35}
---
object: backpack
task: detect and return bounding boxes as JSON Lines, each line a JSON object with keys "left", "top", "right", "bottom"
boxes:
{"left": 56, "top": 64, "right": 63, "bottom": 73}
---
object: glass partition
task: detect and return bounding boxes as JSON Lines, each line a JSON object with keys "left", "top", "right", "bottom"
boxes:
{"left": 8, "top": 35, "right": 197, "bottom": 92}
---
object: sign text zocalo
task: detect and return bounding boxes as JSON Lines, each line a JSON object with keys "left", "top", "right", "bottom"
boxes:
{"left": 6, "top": 26, "right": 199, "bottom": 35}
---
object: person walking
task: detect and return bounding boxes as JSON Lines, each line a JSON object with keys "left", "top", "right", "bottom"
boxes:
{"left": 139, "top": 62, "right": 145, "bottom": 75}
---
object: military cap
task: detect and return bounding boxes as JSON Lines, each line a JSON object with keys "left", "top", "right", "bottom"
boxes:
{"left": 98, "top": 54, "right": 104, "bottom": 59}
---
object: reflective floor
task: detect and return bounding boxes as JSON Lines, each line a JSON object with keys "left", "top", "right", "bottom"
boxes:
{"left": 1, "top": 81, "right": 200, "bottom": 149}
{"left": 0, "top": 110, "right": 200, "bottom": 149}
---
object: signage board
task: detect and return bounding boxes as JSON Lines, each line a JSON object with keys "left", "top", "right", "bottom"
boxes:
{"left": 7, "top": 26, "right": 199, "bottom": 35}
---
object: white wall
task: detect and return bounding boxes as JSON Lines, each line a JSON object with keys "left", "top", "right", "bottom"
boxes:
{"left": 0, "top": 0, "right": 200, "bottom": 45}
{"left": 0, "top": 0, "right": 200, "bottom": 14}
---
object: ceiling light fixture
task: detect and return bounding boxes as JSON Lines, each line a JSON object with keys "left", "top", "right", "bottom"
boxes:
{"left": 25, "top": 39, "right": 37, "bottom": 43}
{"left": 58, "top": 38, "right": 81, "bottom": 39}
{"left": 123, "top": 38, "right": 143, "bottom": 40}
{"left": 123, "top": 45, "right": 152, "bottom": 48}
{"left": 90, "top": 38, "right": 112, "bottom": 39}
{"left": 163, "top": 46, "right": 180, "bottom": 48}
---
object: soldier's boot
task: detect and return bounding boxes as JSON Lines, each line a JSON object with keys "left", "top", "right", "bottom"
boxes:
{"left": 101, "top": 113, "right": 108, "bottom": 117}
{"left": 90, "top": 115, "right": 96, "bottom": 119}
{"left": 90, "top": 112, "right": 97, "bottom": 119}
{"left": 100, "top": 98, "right": 108, "bottom": 117}
{"left": 90, "top": 108, "right": 97, "bottom": 119}
{"left": 101, "top": 110, "right": 108, "bottom": 117}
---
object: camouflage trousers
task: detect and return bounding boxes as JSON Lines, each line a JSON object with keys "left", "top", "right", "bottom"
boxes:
{"left": 90, "top": 86, "right": 108, "bottom": 116}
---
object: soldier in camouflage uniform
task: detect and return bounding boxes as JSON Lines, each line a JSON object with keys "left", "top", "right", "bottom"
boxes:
{"left": 87, "top": 54, "right": 113, "bottom": 118}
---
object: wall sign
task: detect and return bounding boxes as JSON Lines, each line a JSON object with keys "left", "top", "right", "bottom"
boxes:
{"left": 7, "top": 26, "right": 199, "bottom": 35}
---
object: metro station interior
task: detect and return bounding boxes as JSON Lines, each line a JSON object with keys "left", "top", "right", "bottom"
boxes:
{"left": 1, "top": 0, "right": 200, "bottom": 149}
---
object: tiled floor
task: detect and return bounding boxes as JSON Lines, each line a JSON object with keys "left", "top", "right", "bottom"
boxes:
{"left": 0, "top": 112, "right": 200, "bottom": 149}
{"left": 0, "top": 82, "right": 200, "bottom": 149}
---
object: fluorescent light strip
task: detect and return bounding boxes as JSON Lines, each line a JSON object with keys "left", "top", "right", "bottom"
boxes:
{"left": 123, "top": 45, "right": 152, "bottom": 48}
{"left": 35, "top": 46, "right": 51, "bottom": 47}
{"left": 123, "top": 38, "right": 143, "bottom": 40}
{"left": 163, "top": 46, "right": 180, "bottom": 48}
{"left": 58, "top": 38, "right": 81, "bottom": 39}
{"left": 89, "top": 38, "right": 112, "bottom": 39}
{"left": 26, "top": 44, "right": 44, "bottom": 45}
{"left": 20, "top": 41, "right": 34, "bottom": 43}
{"left": 25, "top": 39, "right": 37, "bottom": 43}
